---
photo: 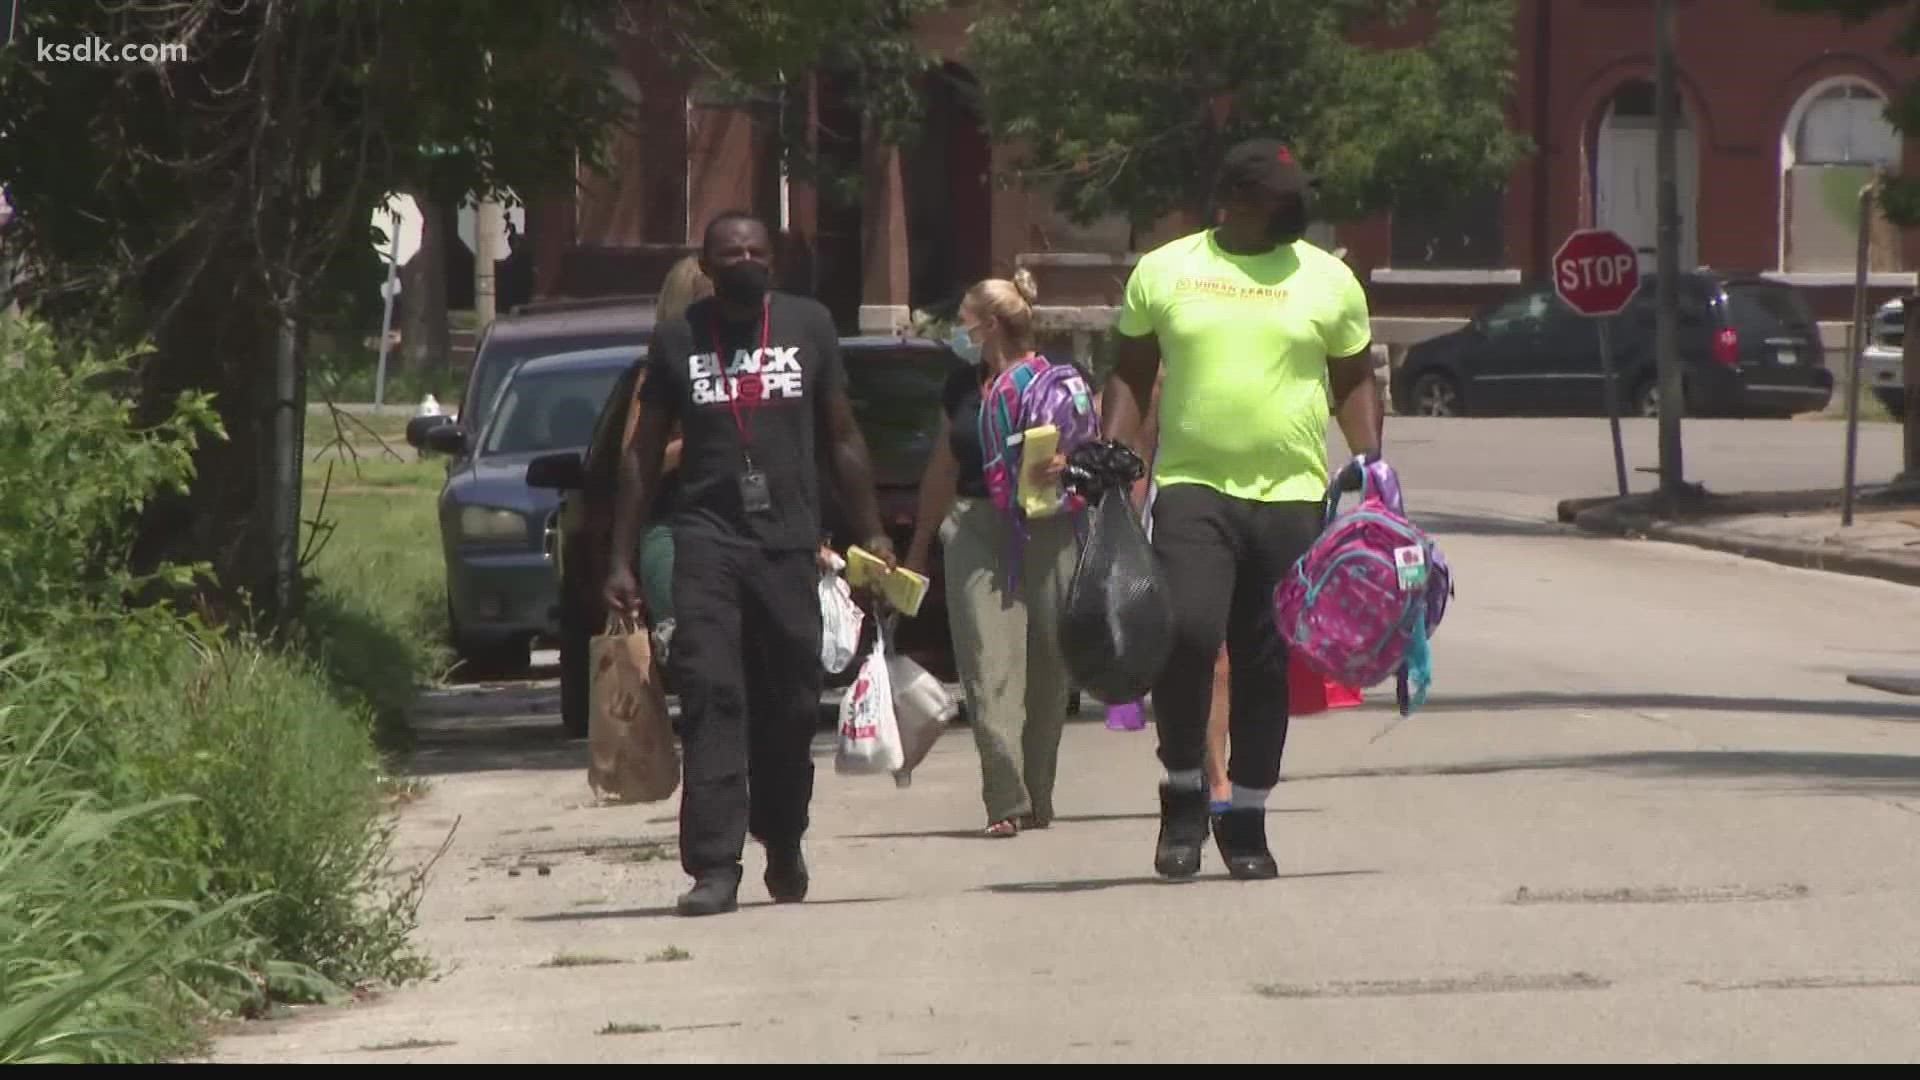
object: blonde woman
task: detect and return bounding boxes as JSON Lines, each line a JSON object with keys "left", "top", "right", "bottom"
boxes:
{"left": 905, "top": 269, "right": 1079, "bottom": 837}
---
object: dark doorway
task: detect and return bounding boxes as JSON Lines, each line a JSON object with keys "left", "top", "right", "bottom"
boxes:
{"left": 905, "top": 63, "right": 993, "bottom": 317}
{"left": 813, "top": 71, "right": 866, "bottom": 334}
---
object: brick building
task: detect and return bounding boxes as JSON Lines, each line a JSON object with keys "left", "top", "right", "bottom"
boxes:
{"left": 527, "top": 0, "right": 1920, "bottom": 357}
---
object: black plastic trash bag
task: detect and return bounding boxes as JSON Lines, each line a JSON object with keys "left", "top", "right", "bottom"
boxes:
{"left": 1059, "top": 482, "right": 1174, "bottom": 706}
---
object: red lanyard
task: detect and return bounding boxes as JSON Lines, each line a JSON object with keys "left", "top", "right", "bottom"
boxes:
{"left": 710, "top": 295, "right": 772, "bottom": 452}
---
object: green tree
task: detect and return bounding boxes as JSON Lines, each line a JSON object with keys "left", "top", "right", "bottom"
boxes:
{"left": 967, "top": 0, "right": 1530, "bottom": 229}
{"left": 1774, "top": 0, "right": 1920, "bottom": 222}
{"left": 0, "top": 0, "right": 630, "bottom": 616}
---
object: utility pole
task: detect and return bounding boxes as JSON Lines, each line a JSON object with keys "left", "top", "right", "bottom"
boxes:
{"left": 1654, "top": 0, "right": 1685, "bottom": 502}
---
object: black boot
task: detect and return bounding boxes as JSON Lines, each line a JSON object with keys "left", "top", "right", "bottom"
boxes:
{"left": 1155, "top": 784, "right": 1211, "bottom": 879}
{"left": 1211, "top": 808, "right": 1280, "bottom": 880}
{"left": 676, "top": 865, "right": 742, "bottom": 917}
{"left": 764, "top": 840, "right": 809, "bottom": 904}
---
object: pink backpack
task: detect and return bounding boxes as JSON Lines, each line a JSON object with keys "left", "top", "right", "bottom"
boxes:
{"left": 977, "top": 355, "right": 1099, "bottom": 585}
{"left": 1272, "top": 459, "right": 1452, "bottom": 716}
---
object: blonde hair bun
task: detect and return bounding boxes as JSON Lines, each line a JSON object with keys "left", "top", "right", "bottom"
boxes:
{"left": 1011, "top": 267, "right": 1039, "bottom": 306}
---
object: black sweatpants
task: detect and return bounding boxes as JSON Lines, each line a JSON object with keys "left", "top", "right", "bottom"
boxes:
{"left": 669, "top": 533, "right": 823, "bottom": 877}
{"left": 1149, "top": 484, "right": 1324, "bottom": 791}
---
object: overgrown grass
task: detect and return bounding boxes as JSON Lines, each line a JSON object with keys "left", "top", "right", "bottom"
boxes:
{"left": 300, "top": 415, "right": 453, "bottom": 741}
{"left": 0, "top": 316, "right": 441, "bottom": 1062}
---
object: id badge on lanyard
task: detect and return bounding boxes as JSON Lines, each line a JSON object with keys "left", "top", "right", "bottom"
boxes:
{"left": 716, "top": 297, "right": 774, "bottom": 515}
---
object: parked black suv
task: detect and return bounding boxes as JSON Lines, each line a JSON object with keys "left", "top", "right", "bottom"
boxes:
{"left": 1393, "top": 272, "right": 1834, "bottom": 419}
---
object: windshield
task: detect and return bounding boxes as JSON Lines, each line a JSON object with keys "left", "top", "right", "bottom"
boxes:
{"left": 479, "top": 367, "right": 622, "bottom": 457}
{"left": 1724, "top": 284, "right": 1817, "bottom": 339}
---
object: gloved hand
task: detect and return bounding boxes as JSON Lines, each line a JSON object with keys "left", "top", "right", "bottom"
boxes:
{"left": 1063, "top": 440, "right": 1146, "bottom": 501}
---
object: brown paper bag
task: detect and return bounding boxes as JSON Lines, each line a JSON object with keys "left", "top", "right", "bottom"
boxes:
{"left": 588, "top": 615, "right": 679, "bottom": 803}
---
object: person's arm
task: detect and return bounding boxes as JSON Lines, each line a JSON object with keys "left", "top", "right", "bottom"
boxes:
{"left": 815, "top": 315, "right": 891, "bottom": 560}
{"left": 905, "top": 416, "right": 960, "bottom": 575}
{"left": 1101, "top": 260, "right": 1162, "bottom": 451}
{"left": 605, "top": 405, "right": 671, "bottom": 617}
{"left": 1326, "top": 265, "right": 1383, "bottom": 462}
{"left": 662, "top": 430, "right": 684, "bottom": 474}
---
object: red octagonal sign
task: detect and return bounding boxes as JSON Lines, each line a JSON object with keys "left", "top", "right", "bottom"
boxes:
{"left": 1552, "top": 229, "right": 1641, "bottom": 318}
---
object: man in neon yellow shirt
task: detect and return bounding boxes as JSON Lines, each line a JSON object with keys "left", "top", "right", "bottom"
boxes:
{"left": 1100, "top": 138, "right": 1383, "bottom": 881}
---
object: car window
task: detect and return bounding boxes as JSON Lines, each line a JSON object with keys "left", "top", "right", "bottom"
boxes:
{"left": 841, "top": 348, "right": 963, "bottom": 472}
{"left": 1482, "top": 290, "right": 1551, "bottom": 337}
{"left": 1723, "top": 283, "right": 1817, "bottom": 338}
{"left": 480, "top": 368, "right": 623, "bottom": 457}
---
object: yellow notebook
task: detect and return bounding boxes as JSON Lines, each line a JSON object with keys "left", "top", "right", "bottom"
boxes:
{"left": 845, "top": 546, "right": 929, "bottom": 618}
{"left": 1016, "top": 424, "right": 1063, "bottom": 519}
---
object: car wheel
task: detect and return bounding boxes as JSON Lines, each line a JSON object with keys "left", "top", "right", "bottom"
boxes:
{"left": 1632, "top": 377, "right": 1661, "bottom": 419}
{"left": 1406, "top": 371, "right": 1465, "bottom": 417}
{"left": 1874, "top": 387, "right": 1907, "bottom": 422}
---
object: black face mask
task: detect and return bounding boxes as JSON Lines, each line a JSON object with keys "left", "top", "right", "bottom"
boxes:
{"left": 712, "top": 261, "right": 771, "bottom": 305}
{"left": 1267, "top": 192, "right": 1307, "bottom": 246}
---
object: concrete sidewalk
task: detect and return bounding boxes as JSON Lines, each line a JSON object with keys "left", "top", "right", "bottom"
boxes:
{"left": 1559, "top": 486, "right": 1920, "bottom": 588}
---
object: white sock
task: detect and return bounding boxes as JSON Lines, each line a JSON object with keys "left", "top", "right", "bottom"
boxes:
{"left": 1230, "top": 784, "right": 1270, "bottom": 811}
{"left": 1165, "top": 769, "right": 1205, "bottom": 792}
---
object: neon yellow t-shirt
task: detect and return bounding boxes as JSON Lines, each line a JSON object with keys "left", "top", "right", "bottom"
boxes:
{"left": 1114, "top": 231, "right": 1372, "bottom": 504}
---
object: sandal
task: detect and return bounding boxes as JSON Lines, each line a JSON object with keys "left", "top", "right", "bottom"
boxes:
{"left": 984, "top": 818, "right": 1020, "bottom": 838}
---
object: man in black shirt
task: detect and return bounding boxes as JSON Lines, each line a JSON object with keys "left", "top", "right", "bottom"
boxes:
{"left": 606, "top": 211, "right": 893, "bottom": 917}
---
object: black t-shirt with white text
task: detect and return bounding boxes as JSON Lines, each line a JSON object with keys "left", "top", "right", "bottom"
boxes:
{"left": 639, "top": 292, "right": 845, "bottom": 551}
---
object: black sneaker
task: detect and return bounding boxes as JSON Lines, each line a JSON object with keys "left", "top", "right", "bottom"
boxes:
{"left": 1154, "top": 784, "right": 1211, "bottom": 879}
{"left": 1211, "top": 808, "right": 1280, "bottom": 880}
{"left": 675, "top": 866, "right": 742, "bottom": 917}
{"left": 764, "top": 841, "right": 809, "bottom": 904}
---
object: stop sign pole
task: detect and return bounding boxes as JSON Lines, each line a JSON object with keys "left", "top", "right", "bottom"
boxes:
{"left": 1553, "top": 229, "right": 1642, "bottom": 497}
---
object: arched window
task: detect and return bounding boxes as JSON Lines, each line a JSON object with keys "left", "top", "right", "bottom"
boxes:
{"left": 1780, "top": 78, "right": 1902, "bottom": 272}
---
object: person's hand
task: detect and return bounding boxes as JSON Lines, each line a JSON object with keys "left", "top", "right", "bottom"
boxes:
{"left": 864, "top": 534, "right": 898, "bottom": 570}
{"left": 903, "top": 543, "right": 931, "bottom": 579}
{"left": 603, "top": 565, "right": 645, "bottom": 627}
{"left": 816, "top": 544, "right": 839, "bottom": 574}
{"left": 1040, "top": 453, "right": 1067, "bottom": 481}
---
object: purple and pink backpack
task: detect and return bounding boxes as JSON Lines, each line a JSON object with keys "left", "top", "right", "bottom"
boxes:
{"left": 1272, "top": 458, "right": 1453, "bottom": 717}
{"left": 977, "top": 355, "right": 1100, "bottom": 586}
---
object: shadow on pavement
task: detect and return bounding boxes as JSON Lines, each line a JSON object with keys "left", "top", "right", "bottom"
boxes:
{"left": 841, "top": 807, "right": 1321, "bottom": 841}
{"left": 1395, "top": 690, "right": 1920, "bottom": 722}
{"left": 1292, "top": 749, "right": 1920, "bottom": 796}
{"left": 980, "top": 869, "right": 1378, "bottom": 895}
{"left": 520, "top": 896, "right": 899, "bottom": 923}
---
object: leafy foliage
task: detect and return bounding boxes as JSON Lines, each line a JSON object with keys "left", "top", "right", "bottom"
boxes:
{"left": 0, "top": 316, "right": 424, "bottom": 1061}
{"left": 1774, "top": 0, "right": 1920, "bottom": 223}
{"left": 968, "top": 0, "right": 1531, "bottom": 227}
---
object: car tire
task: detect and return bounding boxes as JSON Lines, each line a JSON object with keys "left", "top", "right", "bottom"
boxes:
{"left": 1405, "top": 370, "right": 1465, "bottom": 417}
{"left": 1874, "top": 387, "right": 1907, "bottom": 422}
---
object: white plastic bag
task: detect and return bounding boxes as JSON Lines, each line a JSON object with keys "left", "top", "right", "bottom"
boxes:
{"left": 887, "top": 650, "right": 957, "bottom": 787}
{"left": 835, "top": 622, "right": 903, "bottom": 775}
{"left": 818, "top": 570, "right": 864, "bottom": 675}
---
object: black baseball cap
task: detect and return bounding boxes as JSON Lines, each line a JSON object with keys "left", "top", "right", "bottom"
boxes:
{"left": 1215, "top": 138, "right": 1315, "bottom": 199}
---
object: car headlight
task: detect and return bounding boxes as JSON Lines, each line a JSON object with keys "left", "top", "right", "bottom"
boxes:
{"left": 458, "top": 506, "right": 528, "bottom": 545}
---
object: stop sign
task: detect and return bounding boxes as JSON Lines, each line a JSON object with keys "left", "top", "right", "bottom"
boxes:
{"left": 1552, "top": 229, "right": 1641, "bottom": 317}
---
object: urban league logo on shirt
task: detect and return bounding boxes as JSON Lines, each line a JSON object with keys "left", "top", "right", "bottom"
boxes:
{"left": 688, "top": 346, "right": 805, "bottom": 408}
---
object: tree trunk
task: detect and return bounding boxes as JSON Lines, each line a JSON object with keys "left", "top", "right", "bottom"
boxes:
{"left": 128, "top": 234, "right": 284, "bottom": 617}
{"left": 400, "top": 191, "right": 449, "bottom": 376}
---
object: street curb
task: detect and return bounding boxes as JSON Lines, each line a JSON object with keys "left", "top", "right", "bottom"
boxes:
{"left": 1569, "top": 505, "right": 1920, "bottom": 589}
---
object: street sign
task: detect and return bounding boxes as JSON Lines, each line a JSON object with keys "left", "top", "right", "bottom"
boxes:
{"left": 1554, "top": 229, "right": 1640, "bottom": 497}
{"left": 1553, "top": 229, "right": 1641, "bottom": 318}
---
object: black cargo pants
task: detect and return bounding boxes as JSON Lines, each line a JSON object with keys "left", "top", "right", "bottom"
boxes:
{"left": 669, "top": 533, "right": 823, "bottom": 877}
{"left": 1148, "top": 484, "right": 1324, "bottom": 791}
